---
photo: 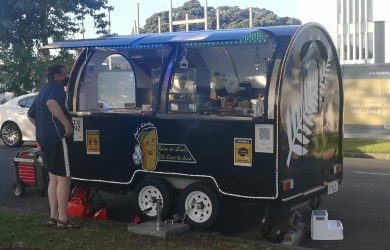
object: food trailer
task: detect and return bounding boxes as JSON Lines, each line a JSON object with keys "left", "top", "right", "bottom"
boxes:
{"left": 45, "top": 22, "right": 344, "bottom": 230}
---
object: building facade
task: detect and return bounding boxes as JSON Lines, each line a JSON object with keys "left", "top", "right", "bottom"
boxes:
{"left": 299, "top": 0, "right": 389, "bottom": 64}
{"left": 299, "top": 0, "right": 390, "bottom": 139}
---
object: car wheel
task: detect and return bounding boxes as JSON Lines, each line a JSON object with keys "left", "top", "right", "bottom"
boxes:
{"left": 133, "top": 178, "right": 175, "bottom": 221}
{"left": 1, "top": 122, "right": 23, "bottom": 147}
{"left": 179, "top": 182, "right": 220, "bottom": 230}
{"left": 12, "top": 181, "right": 25, "bottom": 197}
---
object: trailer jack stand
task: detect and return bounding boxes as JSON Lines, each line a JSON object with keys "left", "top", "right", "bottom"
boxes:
{"left": 259, "top": 206, "right": 275, "bottom": 239}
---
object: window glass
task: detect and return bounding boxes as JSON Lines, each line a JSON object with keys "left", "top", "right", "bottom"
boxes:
{"left": 343, "top": 34, "right": 348, "bottom": 60}
{"left": 355, "top": 33, "right": 360, "bottom": 59}
{"left": 25, "top": 96, "right": 36, "bottom": 108}
{"left": 162, "top": 31, "right": 275, "bottom": 116}
{"left": 18, "top": 98, "right": 27, "bottom": 107}
{"left": 98, "top": 54, "right": 135, "bottom": 108}
{"left": 367, "top": 32, "right": 373, "bottom": 59}
{"left": 361, "top": 32, "right": 366, "bottom": 58}
{"left": 349, "top": 34, "right": 353, "bottom": 60}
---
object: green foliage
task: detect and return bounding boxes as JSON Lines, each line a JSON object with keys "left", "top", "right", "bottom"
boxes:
{"left": 142, "top": 0, "right": 301, "bottom": 33}
{"left": 0, "top": 0, "right": 112, "bottom": 95}
{"left": 344, "top": 139, "right": 390, "bottom": 154}
{"left": 0, "top": 0, "right": 301, "bottom": 96}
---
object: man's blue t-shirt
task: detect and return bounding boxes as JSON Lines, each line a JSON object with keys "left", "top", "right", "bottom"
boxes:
{"left": 28, "top": 81, "right": 71, "bottom": 147}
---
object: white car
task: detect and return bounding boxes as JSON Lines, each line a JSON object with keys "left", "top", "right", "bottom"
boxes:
{"left": 0, "top": 93, "right": 113, "bottom": 147}
{"left": 0, "top": 93, "right": 37, "bottom": 147}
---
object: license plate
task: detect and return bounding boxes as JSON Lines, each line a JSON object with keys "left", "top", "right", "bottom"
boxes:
{"left": 328, "top": 181, "right": 338, "bottom": 194}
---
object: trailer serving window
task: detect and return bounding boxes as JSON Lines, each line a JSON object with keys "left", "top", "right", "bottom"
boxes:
{"left": 98, "top": 54, "right": 135, "bottom": 108}
{"left": 149, "top": 31, "right": 277, "bottom": 117}
{"left": 170, "top": 36, "right": 276, "bottom": 116}
{"left": 76, "top": 45, "right": 172, "bottom": 111}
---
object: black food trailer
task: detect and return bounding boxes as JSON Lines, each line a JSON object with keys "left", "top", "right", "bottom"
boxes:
{"left": 45, "top": 22, "right": 343, "bottom": 230}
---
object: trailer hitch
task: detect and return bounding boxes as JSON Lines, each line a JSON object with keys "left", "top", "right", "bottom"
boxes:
{"left": 165, "top": 203, "right": 193, "bottom": 224}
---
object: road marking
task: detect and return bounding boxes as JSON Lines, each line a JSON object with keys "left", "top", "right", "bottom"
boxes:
{"left": 355, "top": 171, "right": 390, "bottom": 176}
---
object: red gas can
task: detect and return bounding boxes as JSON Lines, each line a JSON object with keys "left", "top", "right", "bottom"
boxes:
{"left": 67, "top": 197, "right": 93, "bottom": 218}
{"left": 92, "top": 208, "right": 107, "bottom": 220}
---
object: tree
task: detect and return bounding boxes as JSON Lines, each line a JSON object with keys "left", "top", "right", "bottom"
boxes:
{"left": 142, "top": 0, "right": 301, "bottom": 34}
{"left": 0, "top": 0, "right": 112, "bottom": 96}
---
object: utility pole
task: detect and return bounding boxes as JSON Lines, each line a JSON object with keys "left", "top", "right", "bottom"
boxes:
{"left": 169, "top": 0, "right": 173, "bottom": 32}
{"left": 108, "top": 9, "right": 111, "bottom": 34}
{"left": 216, "top": 9, "right": 220, "bottom": 30}
{"left": 249, "top": 7, "right": 252, "bottom": 28}
{"left": 136, "top": 3, "right": 140, "bottom": 34}
{"left": 158, "top": 16, "right": 161, "bottom": 33}
{"left": 81, "top": 13, "right": 85, "bottom": 39}
{"left": 170, "top": 0, "right": 208, "bottom": 31}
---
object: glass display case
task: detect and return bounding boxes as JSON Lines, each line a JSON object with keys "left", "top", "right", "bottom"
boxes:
{"left": 152, "top": 68, "right": 210, "bottom": 113}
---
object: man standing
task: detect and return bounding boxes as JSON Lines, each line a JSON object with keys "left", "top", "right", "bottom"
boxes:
{"left": 28, "top": 63, "right": 78, "bottom": 229}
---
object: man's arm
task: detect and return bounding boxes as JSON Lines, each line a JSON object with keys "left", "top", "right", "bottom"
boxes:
{"left": 47, "top": 99, "right": 73, "bottom": 137}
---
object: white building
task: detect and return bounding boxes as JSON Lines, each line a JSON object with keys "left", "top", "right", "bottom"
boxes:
{"left": 298, "top": 0, "right": 389, "bottom": 64}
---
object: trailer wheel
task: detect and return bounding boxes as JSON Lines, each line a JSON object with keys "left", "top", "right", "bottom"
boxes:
{"left": 179, "top": 182, "right": 220, "bottom": 230}
{"left": 133, "top": 178, "right": 174, "bottom": 221}
{"left": 12, "top": 181, "right": 25, "bottom": 197}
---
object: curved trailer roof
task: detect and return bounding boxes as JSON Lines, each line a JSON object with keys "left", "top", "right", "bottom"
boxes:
{"left": 44, "top": 25, "right": 301, "bottom": 49}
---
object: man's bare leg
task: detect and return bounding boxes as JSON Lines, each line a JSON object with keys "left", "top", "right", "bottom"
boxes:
{"left": 48, "top": 173, "right": 59, "bottom": 220}
{"left": 57, "top": 176, "right": 71, "bottom": 222}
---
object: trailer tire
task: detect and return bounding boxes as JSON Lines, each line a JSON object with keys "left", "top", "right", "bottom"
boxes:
{"left": 179, "top": 182, "right": 220, "bottom": 230}
{"left": 133, "top": 178, "right": 174, "bottom": 221}
{"left": 12, "top": 181, "right": 25, "bottom": 197}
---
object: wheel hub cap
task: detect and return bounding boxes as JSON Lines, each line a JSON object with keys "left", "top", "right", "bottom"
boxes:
{"left": 3, "top": 126, "right": 18, "bottom": 144}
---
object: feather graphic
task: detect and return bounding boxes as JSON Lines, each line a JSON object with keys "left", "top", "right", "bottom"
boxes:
{"left": 286, "top": 47, "right": 333, "bottom": 167}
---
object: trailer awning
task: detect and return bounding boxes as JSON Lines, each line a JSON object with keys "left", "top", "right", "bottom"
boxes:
{"left": 138, "top": 26, "right": 300, "bottom": 44}
{"left": 43, "top": 34, "right": 147, "bottom": 49}
{"left": 137, "top": 29, "right": 263, "bottom": 44}
{"left": 44, "top": 26, "right": 301, "bottom": 49}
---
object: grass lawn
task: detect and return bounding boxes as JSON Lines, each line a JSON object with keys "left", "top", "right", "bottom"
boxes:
{"left": 0, "top": 210, "right": 281, "bottom": 250}
{"left": 343, "top": 138, "right": 390, "bottom": 154}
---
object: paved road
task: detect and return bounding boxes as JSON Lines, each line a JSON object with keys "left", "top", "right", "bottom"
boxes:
{"left": 299, "top": 157, "right": 390, "bottom": 249}
{"left": 1, "top": 140, "right": 390, "bottom": 249}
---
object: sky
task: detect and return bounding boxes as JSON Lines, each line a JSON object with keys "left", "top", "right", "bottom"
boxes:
{"left": 77, "top": 0, "right": 299, "bottom": 39}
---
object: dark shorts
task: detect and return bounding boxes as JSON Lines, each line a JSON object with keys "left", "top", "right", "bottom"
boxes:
{"left": 41, "top": 138, "right": 71, "bottom": 177}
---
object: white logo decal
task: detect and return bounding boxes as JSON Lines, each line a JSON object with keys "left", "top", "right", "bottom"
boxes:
{"left": 286, "top": 47, "right": 333, "bottom": 167}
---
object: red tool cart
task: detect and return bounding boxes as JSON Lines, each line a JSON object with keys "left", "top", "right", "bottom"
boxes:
{"left": 12, "top": 148, "right": 48, "bottom": 197}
